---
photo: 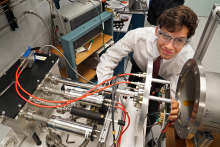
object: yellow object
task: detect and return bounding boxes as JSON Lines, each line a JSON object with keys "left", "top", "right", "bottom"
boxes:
{"left": 183, "top": 100, "right": 194, "bottom": 106}
{"left": 113, "top": 130, "right": 116, "bottom": 134}
{"left": 105, "top": 8, "right": 116, "bottom": 17}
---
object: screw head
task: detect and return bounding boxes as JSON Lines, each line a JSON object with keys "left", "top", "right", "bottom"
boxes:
{"left": 18, "top": 104, "right": 22, "bottom": 108}
{"left": 64, "top": 18, "right": 68, "bottom": 22}
{"left": 37, "top": 80, "right": 40, "bottom": 83}
{"left": 52, "top": 60, "right": 54, "bottom": 63}
{"left": 2, "top": 111, "right": 5, "bottom": 115}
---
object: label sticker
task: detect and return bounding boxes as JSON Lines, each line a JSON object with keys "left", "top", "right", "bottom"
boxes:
{"left": 35, "top": 55, "right": 47, "bottom": 61}
{"left": 183, "top": 100, "right": 194, "bottom": 106}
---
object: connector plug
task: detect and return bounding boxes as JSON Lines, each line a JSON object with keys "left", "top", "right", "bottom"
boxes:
{"left": 20, "top": 46, "right": 36, "bottom": 68}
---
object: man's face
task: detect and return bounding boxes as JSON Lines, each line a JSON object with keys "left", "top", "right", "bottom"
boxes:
{"left": 155, "top": 25, "right": 189, "bottom": 60}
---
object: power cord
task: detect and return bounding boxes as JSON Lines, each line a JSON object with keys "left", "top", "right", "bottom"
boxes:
{"left": 147, "top": 117, "right": 155, "bottom": 147}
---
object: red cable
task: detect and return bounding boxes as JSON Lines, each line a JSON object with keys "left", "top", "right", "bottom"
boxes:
{"left": 115, "top": 106, "right": 130, "bottom": 147}
{"left": 115, "top": 102, "right": 126, "bottom": 147}
{"left": 15, "top": 67, "right": 131, "bottom": 108}
{"left": 35, "top": 50, "right": 45, "bottom": 54}
{"left": 161, "top": 119, "right": 177, "bottom": 133}
{"left": 16, "top": 67, "right": 132, "bottom": 104}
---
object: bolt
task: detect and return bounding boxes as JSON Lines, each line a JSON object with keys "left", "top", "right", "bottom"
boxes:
{"left": 52, "top": 60, "right": 54, "bottom": 63}
{"left": 4, "top": 73, "right": 6, "bottom": 75}
{"left": 100, "top": 115, "right": 104, "bottom": 118}
{"left": 2, "top": 111, "right": 5, "bottom": 115}
{"left": 18, "top": 104, "right": 22, "bottom": 108}
{"left": 95, "top": 130, "right": 100, "bottom": 133}
{"left": 37, "top": 80, "right": 40, "bottom": 83}
{"left": 64, "top": 18, "right": 68, "bottom": 22}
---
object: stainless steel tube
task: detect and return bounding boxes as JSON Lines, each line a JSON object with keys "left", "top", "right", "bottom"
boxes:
{"left": 149, "top": 96, "right": 172, "bottom": 103}
{"left": 55, "top": 77, "right": 135, "bottom": 96}
{"left": 48, "top": 115, "right": 95, "bottom": 140}
{"left": 66, "top": 89, "right": 104, "bottom": 107}
{"left": 49, "top": 88, "right": 65, "bottom": 95}
{"left": 56, "top": 78, "right": 95, "bottom": 89}
{"left": 151, "top": 78, "right": 171, "bottom": 84}
{"left": 32, "top": 114, "right": 49, "bottom": 123}
{"left": 42, "top": 87, "right": 104, "bottom": 107}
{"left": 175, "top": 59, "right": 220, "bottom": 139}
{"left": 193, "top": 4, "right": 220, "bottom": 62}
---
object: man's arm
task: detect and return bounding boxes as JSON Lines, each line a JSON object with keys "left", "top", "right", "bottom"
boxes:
{"left": 97, "top": 30, "right": 137, "bottom": 83}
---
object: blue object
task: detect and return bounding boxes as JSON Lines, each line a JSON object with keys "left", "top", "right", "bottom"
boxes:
{"left": 187, "top": 118, "right": 190, "bottom": 121}
{"left": 54, "top": 0, "right": 60, "bottom": 9}
{"left": 60, "top": 11, "right": 113, "bottom": 81}
{"left": 23, "top": 46, "right": 31, "bottom": 57}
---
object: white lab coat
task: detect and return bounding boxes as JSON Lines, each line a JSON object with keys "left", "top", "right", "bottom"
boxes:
{"left": 96, "top": 27, "right": 194, "bottom": 98}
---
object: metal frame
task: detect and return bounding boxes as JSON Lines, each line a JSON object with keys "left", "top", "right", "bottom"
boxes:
{"left": 193, "top": 4, "right": 220, "bottom": 62}
{"left": 60, "top": 11, "right": 113, "bottom": 81}
{"left": 136, "top": 59, "right": 153, "bottom": 132}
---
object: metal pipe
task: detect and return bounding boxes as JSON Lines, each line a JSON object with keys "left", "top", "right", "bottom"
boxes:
{"left": 66, "top": 89, "right": 104, "bottom": 107}
{"left": 42, "top": 87, "right": 104, "bottom": 107}
{"left": 193, "top": 4, "right": 220, "bottom": 62}
{"left": 149, "top": 96, "right": 172, "bottom": 103}
{"left": 48, "top": 115, "right": 96, "bottom": 141}
{"left": 55, "top": 77, "right": 135, "bottom": 96}
{"left": 151, "top": 78, "right": 170, "bottom": 84}
{"left": 48, "top": 88, "right": 65, "bottom": 95}
{"left": 33, "top": 114, "right": 49, "bottom": 123}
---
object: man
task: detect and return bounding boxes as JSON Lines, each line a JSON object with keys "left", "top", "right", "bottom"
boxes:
{"left": 97, "top": 5, "right": 198, "bottom": 137}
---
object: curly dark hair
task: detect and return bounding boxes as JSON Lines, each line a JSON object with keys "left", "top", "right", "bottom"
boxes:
{"left": 157, "top": 5, "right": 198, "bottom": 38}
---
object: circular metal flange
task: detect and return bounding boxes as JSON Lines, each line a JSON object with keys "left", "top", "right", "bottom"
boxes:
{"left": 175, "top": 59, "right": 206, "bottom": 139}
{"left": 136, "top": 59, "right": 153, "bottom": 132}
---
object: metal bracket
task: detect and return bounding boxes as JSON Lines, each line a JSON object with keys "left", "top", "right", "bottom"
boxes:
{"left": 193, "top": 132, "right": 214, "bottom": 147}
{"left": 2, "top": 2, "right": 18, "bottom": 31}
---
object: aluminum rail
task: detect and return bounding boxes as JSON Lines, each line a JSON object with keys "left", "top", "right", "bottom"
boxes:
{"left": 193, "top": 4, "right": 220, "bottom": 62}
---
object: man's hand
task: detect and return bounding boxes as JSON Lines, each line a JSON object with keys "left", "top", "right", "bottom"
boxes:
{"left": 168, "top": 97, "right": 180, "bottom": 121}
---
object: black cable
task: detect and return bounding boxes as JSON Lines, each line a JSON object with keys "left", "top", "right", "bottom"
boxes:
{"left": 147, "top": 117, "right": 154, "bottom": 147}
{"left": 110, "top": 103, "right": 124, "bottom": 147}
{"left": 111, "top": 75, "right": 118, "bottom": 147}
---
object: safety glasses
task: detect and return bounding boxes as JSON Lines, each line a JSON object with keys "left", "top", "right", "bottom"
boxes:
{"left": 156, "top": 26, "right": 191, "bottom": 48}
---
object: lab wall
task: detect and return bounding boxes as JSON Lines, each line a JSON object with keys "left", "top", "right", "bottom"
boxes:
{"left": 185, "top": 0, "right": 220, "bottom": 17}
{"left": 186, "top": 0, "right": 220, "bottom": 73}
{"left": 0, "top": 0, "right": 71, "bottom": 77}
